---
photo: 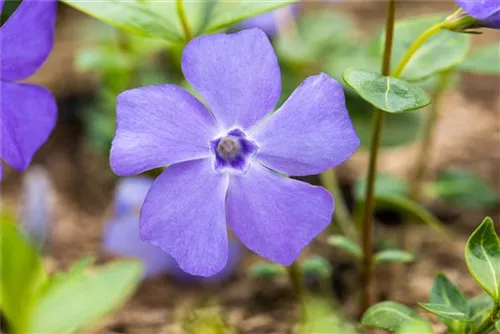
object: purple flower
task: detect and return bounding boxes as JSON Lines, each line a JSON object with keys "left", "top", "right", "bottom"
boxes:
{"left": 238, "top": 4, "right": 300, "bottom": 37}
{"left": 19, "top": 166, "right": 54, "bottom": 251}
{"left": 456, "top": 0, "right": 500, "bottom": 29}
{"left": 0, "top": 0, "right": 58, "bottom": 180}
{"left": 104, "top": 177, "right": 241, "bottom": 281}
{"left": 110, "top": 29, "right": 360, "bottom": 276}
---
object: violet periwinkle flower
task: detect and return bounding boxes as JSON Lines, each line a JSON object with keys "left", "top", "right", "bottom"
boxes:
{"left": 19, "top": 166, "right": 54, "bottom": 251}
{"left": 110, "top": 29, "right": 360, "bottom": 276}
{"left": 0, "top": 0, "right": 58, "bottom": 180}
{"left": 104, "top": 177, "right": 242, "bottom": 281}
{"left": 455, "top": 0, "right": 500, "bottom": 29}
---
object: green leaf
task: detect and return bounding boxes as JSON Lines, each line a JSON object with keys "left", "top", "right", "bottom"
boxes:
{"left": 0, "top": 218, "right": 47, "bottom": 333}
{"left": 465, "top": 217, "right": 500, "bottom": 302}
{"left": 204, "top": 1, "right": 299, "bottom": 33}
{"left": 28, "top": 261, "right": 143, "bottom": 333}
{"left": 419, "top": 303, "right": 470, "bottom": 321}
{"left": 396, "top": 319, "right": 434, "bottom": 334}
{"left": 374, "top": 250, "right": 415, "bottom": 265}
{"left": 354, "top": 173, "right": 409, "bottom": 200}
{"left": 250, "top": 262, "right": 285, "bottom": 279}
{"left": 343, "top": 69, "right": 431, "bottom": 113}
{"left": 428, "top": 274, "right": 468, "bottom": 331}
{"left": 61, "top": 0, "right": 183, "bottom": 42}
{"left": 327, "top": 236, "right": 362, "bottom": 259}
{"left": 75, "top": 47, "right": 134, "bottom": 74}
{"left": 495, "top": 320, "right": 500, "bottom": 332}
{"left": 361, "top": 301, "right": 423, "bottom": 332}
{"left": 460, "top": 43, "right": 500, "bottom": 75}
{"left": 381, "top": 14, "right": 471, "bottom": 81}
{"left": 467, "top": 295, "right": 494, "bottom": 326}
{"left": 430, "top": 169, "right": 498, "bottom": 209}
{"left": 373, "top": 195, "right": 448, "bottom": 236}
{"left": 301, "top": 256, "right": 332, "bottom": 279}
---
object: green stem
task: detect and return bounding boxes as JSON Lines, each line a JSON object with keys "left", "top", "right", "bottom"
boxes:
{"left": 319, "top": 169, "right": 357, "bottom": 241}
{"left": 176, "top": 0, "right": 193, "bottom": 42}
{"left": 360, "top": 0, "right": 396, "bottom": 314}
{"left": 286, "top": 262, "right": 306, "bottom": 318}
{"left": 408, "top": 70, "right": 453, "bottom": 201}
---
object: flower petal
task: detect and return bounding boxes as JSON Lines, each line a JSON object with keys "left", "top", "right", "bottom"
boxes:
{"left": 114, "top": 177, "right": 153, "bottom": 218}
{"left": 457, "top": 0, "right": 500, "bottom": 29}
{"left": 140, "top": 159, "right": 229, "bottom": 276}
{"left": 0, "top": 0, "right": 57, "bottom": 81}
{"left": 104, "top": 216, "right": 174, "bottom": 279}
{"left": 226, "top": 163, "right": 333, "bottom": 265}
{"left": 251, "top": 73, "right": 360, "bottom": 176}
{"left": 0, "top": 81, "right": 57, "bottom": 172}
{"left": 110, "top": 85, "right": 218, "bottom": 176}
{"left": 182, "top": 28, "right": 281, "bottom": 130}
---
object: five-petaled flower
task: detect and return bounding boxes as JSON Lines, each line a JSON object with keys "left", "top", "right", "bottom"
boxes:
{"left": 0, "top": 0, "right": 58, "bottom": 180}
{"left": 110, "top": 28, "right": 360, "bottom": 276}
{"left": 456, "top": 0, "right": 500, "bottom": 29}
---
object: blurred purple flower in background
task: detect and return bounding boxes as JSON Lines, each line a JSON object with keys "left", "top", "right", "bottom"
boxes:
{"left": 0, "top": 0, "right": 58, "bottom": 180}
{"left": 110, "top": 29, "right": 360, "bottom": 276}
{"left": 19, "top": 166, "right": 54, "bottom": 251}
{"left": 104, "top": 177, "right": 241, "bottom": 282}
{"left": 238, "top": 3, "right": 300, "bottom": 36}
{"left": 456, "top": 0, "right": 500, "bottom": 29}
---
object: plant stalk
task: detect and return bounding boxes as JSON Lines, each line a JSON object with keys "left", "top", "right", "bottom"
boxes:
{"left": 176, "top": 0, "right": 193, "bottom": 42}
{"left": 360, "top": 0, "right": 396, "bottom": 314}
{"left": 286, "top": 262, "right": 306, "bottom": 318}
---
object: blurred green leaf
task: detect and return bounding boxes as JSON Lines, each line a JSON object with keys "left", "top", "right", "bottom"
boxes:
{"left": 465, "top": 217, "right": 500, "bottom": 302}
{"left": 250, "top": 262, "right": 285, "bottom": 279}
{"left": 298, "top": 297, "right": 362, "bottom": 334}
{"left": 28, "top": 261, "right": 143, "bottom": 333}
{"left": 460, "top": 43, "right": 500, "bottom": 75}
{"left": 75, "top": 47, "right": 134, "bottom": 73}
{"left": 346, "top": 95, "right": 421, "bottom": 148}
{"left": 374, "top": 250, "right": 415, "bottom": 265}
{"left": 354, "top": 173, "right": 409, "bottom": 200}
{"left": 61, "top": 0, "right": 183, "bottom": 42}
{"left": 430, "top": 169, "right": 498, "bottom": 209}
{"left": 343, "top": 69, "right": 431, "bottom": 113}
{"left": 327, "top": 236, "right": 362, "bottom": 259}
{"left": 419, "top": 303, "right": 470, "bottom": 321}
{"left": 395, "top": 319, "right": 434, "bottom": 334}
{"left": 361, "top": 301, "right": 423, "bottom": 332}
{"left": 0, "top": 218, "right": 46, "bottom": 333}
{"left": 380, "top": 14, "right": 471, "bottom": 81}
{"left": 496, "top": 320, "right": 500, "bottom": 331}
{"left": 301, "top": 256, "right": 332, "bottom": 279}
{"left": 205, "top": 1, "right": 299, "bottom": 33}
{"left": 428, "top": 274, "right": 468, "bottom": 332}
{"left": 467, "top": 295, "right": 494, "bottom": 327}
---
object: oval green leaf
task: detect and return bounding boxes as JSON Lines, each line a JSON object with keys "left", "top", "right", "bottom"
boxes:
{"left": 465, "top": 217, "right": 500, "bottom": 302}
{"left": 250, "top": 262, "right": 285, "bottom": 279}
{"left": 374, "top": 250, "right": 415, "bottom": 265}
{"left": 361, "top": 301, "right": 423, "bottom": 332}
{"left": 301, "top": 256, "right": 332, "bottom": 279}
{"left": 429, "top": 274, "right": 468, "bottom": 332}
{"left": 343, "top": 69, "right": 431, "bottom": 113}
{"left": 468, "top": 295, "right": 494, "bottom": 326}
{"left": 419, "top": 303, "right": 470, "bottom": 321}
{"left": 396, "top": 319, "right": 434, "bottom": 334}
{"left": 460, "top": 43, "right": 500, "bottom": 76}
{"left": 28, "top": 261, "right": 143, "bottom": 333}
{"left": 327, "top": 235, "right": 362, "bottom": 259}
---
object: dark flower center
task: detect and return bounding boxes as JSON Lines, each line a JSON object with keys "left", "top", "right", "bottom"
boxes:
{"left": 210, "top": 129, "right": 258, "bottom": 173}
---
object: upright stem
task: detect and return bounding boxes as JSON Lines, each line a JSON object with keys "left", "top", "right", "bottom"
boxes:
{"left": 408, "top": 70, "right": 452, "bottom": 200}
{"left": 176, "top": 0, "right": 193, "bottom": 42}
{"left": 360, "top": 0, "right": 396, "bottom": 314}
{"left": 286, "top": 262, "right": 306, "bottom": 318}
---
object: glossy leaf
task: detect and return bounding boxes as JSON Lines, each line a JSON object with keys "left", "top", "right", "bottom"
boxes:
{"left": 0, "top": 218, "right": 46, "bottom": 333}
{"left": 361, "top": 301, "right": 423, "bottom": 332}
{"left": 28, "top": 261, "right": 142, "bottom": 333}
{"left": 468, "top": 295, "right": 494, "bottom": 326}
{"left": 396, "top": 319, "right": 434, "bottom": 334}
{"left": 460, "top": 43, "right": 500, "bottom": 75}
{"left": 419, "top": 303, "right": 470, "bottom": 321}
{"left": 205, "top": 1, "right": 299, "bottom": 33}
{"left": 431, "top": 169, "right": 498, "bottom": 209}
{"left": 465, "top": 217, "right": 500, "bottom": 302}
{"left": 381, "top": 14, "right": 471, "bottom": 81}
{"left": 301, "top": 256, "right": 332, "bottom": 279}
{"left": 250, "top": 262, "right": 284, "bottom": 279}
{"left": 327, "top": 236, "right": 362, "bottom": 259}
{"left": 374, "top": 250, "right": 415, "bottom": 265}
{"left": 428, "top": 274, "right": 468, "bottom": 331}
{"left": 354, "top": 173, "right": 409, "bottom": 200}
{"left": 343, "top": 69, "right": 431, "bottom": 113}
